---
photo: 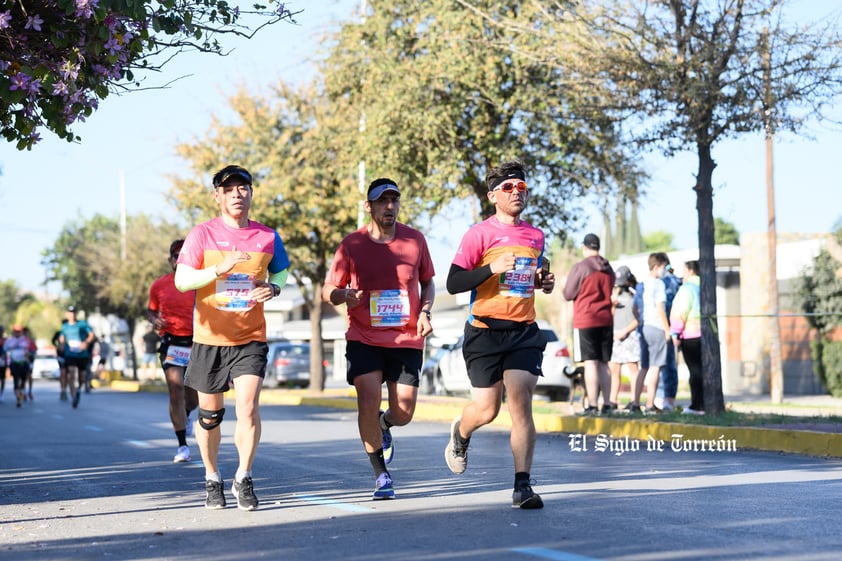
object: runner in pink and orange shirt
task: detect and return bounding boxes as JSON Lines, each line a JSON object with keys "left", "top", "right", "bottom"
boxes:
{"left": 443, "top": 160, "right": 555, "bottom": 510}
{"left": 175, "top": 164, "right": 289, "bottom": 511}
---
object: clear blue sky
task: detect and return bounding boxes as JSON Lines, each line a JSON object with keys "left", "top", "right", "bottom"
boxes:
{"left": 1, "top": 0, "right": 840, "bottom": 294}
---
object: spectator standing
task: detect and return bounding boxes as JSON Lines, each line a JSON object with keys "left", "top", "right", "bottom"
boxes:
{"left": 670, "top": 260, "right": 704, "bottom": 414}
{"left": 562, "top": 233, "right": 615, "bottom": 414}
{"left": 443, "top": 160, "right": 555, "bottom": 509}
{"left": 148, "top": 239, "right": 200, "bottom": 463}
{"left": 175, "top": 164, "right": 290, "bottom": 511}
{"left": 60, "top": 306, "right": 95, "bottom": 409}
{"left": 608, "top": 266, "right": 640, "bottom": 410}
{"left": 323, "top": 177, "right": 435, "bottom": 500}
{"left": 141, "top": 325, "right": 161, "bottom": 376}
{"left": 633, "top": 253, "right": 672, "bottom": 413}
{"left": 656, "top": 255, "right": 682, "bottom": 410}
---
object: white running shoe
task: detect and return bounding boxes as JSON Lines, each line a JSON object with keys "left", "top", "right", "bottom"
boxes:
{"left": 173, "top": 445, "right": 191, "bottom": 463}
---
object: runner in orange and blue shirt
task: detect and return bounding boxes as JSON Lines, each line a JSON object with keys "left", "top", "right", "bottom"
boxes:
{"left": 175, "top": 164, "right": 289, "bottom": 511}
{"left": 443, "top": 160, "right": 555, "bottom": 510}
{"left": 148, "top": 239, "right": 199, "bottom": 464}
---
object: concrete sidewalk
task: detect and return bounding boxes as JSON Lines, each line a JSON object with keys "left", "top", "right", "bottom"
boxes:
{"left": 102, "top": 377, "right": 842, "bottom": 459}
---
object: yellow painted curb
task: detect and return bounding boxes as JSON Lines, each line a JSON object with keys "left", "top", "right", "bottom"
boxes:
{"left": 103, "top": 379, "right": 842, "bottom": 458}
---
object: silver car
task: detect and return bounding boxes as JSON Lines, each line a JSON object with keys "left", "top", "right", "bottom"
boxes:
{"left": 263, "top": 341, "right": 314, "bottom": 388}
{"left": 32, "top": 352, "right": 61, "bottom": 379}
{"left": 431, "top": 321, "right": 572, "bottom": 401}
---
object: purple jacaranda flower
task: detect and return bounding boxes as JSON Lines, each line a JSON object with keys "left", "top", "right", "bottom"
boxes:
{"left": 0, "top": 10, "right": 12, "bottom": 29}
{"left": 59, "top": 60, "right": 80, "bottom": 81}
{"left": 28, "top": 131, "right": 41, "bottom": 144}
{"left": 25, "top": 14, "right": 44, "bottom": 31}
{"left": 9, "top": 73, "right": 30, "bottom": 91}
{"left": 53, "top": 81, "right": 69, "bottom": 96}
{"left": 75, "top": 0, "right": 99, "bottom": 19}
{"left": 27, "top": 78, "right": 41, "bottom": 95}
{"left": 104, "top": 37, "right": 120, "bottom": 55}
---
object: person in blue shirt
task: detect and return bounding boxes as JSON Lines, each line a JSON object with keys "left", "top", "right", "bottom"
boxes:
{"left": 59, "top": 306, "right": 95, "bottom": 409}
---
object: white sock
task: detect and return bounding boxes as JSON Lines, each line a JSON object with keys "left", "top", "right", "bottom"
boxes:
{"left": 235, "top": 470, "right": 252, "bottom": 483}
{"left": 205, "top": 472, "right": 221, "bottom": 483}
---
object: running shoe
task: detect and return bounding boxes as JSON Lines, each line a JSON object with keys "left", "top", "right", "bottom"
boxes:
{"left": 232, "top": 477, "right": 259, "bottom": 511}
{"left": 372, "top": 472, "right": 395, "bottom": 500}
{"left": 512, "top": 481, "right": 544, "bottom": 509}
{"left": 72, "top": 391, "right": 81, "bottom": 409}
{"left": 60, "top": 392, "right": 67, "bottom": 401}
{"left": 173, "top": 445, "right": 190, "bottom": 463}
{"left": 444, "top": 417, "right": 469, "bottom": 475}
{"left": 205, "top": 479, "right": 226, "bottom": 509}
{"left": 380, "top": 411, "right": 394, "bottom": 465}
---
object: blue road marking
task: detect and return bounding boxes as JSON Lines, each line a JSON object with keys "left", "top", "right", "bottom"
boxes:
{"left": 296, "top": 494, "right": 372, "bottom": 513}
{"left": 512, "top": 548, "right": 602, "bottom": 561}
{"left": 126, "top": 440, "right": 153, "bottom": 448}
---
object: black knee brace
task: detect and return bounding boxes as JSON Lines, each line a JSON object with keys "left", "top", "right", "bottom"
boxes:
{"left": 198, "top": 407, "right": 226, "bottom": 430}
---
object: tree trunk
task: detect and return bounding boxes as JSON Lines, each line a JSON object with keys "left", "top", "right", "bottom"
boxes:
{"left": 695, "top": 143, "right": 726, "bottom": 414}
{"left": 309, "top": 279, "right": 326, "bottom": 392}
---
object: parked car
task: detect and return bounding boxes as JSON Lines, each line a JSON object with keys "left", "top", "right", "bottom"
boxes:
{"left": 425, "top": 321, "right": 572, "bottom": 401}
{"left": 32, "top": 351, "right": 61, "bottom": 380}
{"left": 263, "top": 341, "right": 321, "bottom": 388}
{"left": 419, "top": 346, "right": 447, "bottom": 396}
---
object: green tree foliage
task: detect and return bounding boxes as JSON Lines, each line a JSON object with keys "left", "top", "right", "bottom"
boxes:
{"left": 43, "top": 212, "right": 184, "bottom": 376}
{"left": 796, "top": 227, "right": 842, "bottom": 395}
{"left": 170, "top": 84, "right": 360, "bottom": 390}
{"left": 797, "top": 251, "right": 842, "bottom": 396}
{"left": 643, "top": 230, "right": 675, "bottom": 253}
{"left": 0, "top": 1, "right": 299, "bottom": 149}
{"left": 0, "top": 279, "right": 34, "bottom": 333}
{"left": 550, "top": 0, "right": 842, "bottom": 414}
{"left": 714, "top": 217, "right": 740, "bottom": 245}
{"left": 322, "top": 0, "right": 645, "bottom": 241}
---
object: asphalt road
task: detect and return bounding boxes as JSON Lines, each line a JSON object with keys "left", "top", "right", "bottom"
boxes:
{"left": 3, "top": 381, "right": 842, "bottom": 561}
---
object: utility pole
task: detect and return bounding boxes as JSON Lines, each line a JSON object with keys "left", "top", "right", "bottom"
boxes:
{"left": 357, "top": 0, "right": 367, "bottom": 228}
{"left": 763, "top": 28, "right": 784, "bottom": 404}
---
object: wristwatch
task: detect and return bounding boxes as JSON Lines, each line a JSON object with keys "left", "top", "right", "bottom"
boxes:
{"left": 270, "top": 283, "right": 281, "bottom": 297}
{"left": 421, "top": 309, "right": 432, "bottom": 319}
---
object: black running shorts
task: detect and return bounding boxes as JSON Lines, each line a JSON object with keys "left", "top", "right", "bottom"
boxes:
{"left": 185, "top": 341, "right": 268, "bottom": 394}
{"left": 158, "top": 333, "right": 194, "bottom": 369}
{"left": 345, "top": 340, "right": 422, "bottom": 386}
{"left": 576, "top": 326, "right": 613, "bottom": 362}
{"left": 65, "top": 356, "right": 91, "bottom": 372}
{"left": 461, "top": 322, "right": 545, "bottom": 388}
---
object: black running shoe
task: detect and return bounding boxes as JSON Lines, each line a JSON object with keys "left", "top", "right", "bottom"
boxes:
{"left": 232, "top": 477, "right": 259, "bottom": 511}
{"left": 512, "top": 481, "right": 544, "bottom": 509}
{"left": 72, "top": 391, "right": 81, "bottom": 409}
{"left": 205, "top": 479, "right": 226, "bottom": 509}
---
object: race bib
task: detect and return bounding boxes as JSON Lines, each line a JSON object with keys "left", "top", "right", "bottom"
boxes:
{"left": 67, "top": 337, "right": 83, "bottom": 353}
{"left": 164, "top": 345, "right": 191, "bottom": 367}
{"left": 369, "top": 289, "right": 410, "bottom": 327}
{"left": 215, "top": 273, "right": 256, "bottom": 311}
{"left": 499, "top": 256, "right": 537, "bottom": 298}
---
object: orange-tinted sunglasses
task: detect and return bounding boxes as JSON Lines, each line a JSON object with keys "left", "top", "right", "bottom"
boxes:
{"left": 493, "top": 180, "right": 527, "bottom": 193}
